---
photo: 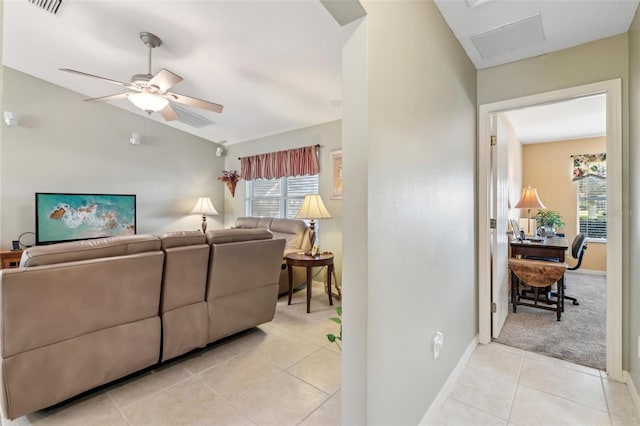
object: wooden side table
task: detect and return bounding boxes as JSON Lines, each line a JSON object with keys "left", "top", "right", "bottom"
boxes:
{"left": 286, "top": 252, "right": 333, "bottom": 313}
{"left": 1, "top": 249, "right": 23, "bottom": 269}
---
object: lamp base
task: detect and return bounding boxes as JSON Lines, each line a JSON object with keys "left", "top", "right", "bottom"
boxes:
{"left": 201, "top": 215, "right": 208, "bottom": 233}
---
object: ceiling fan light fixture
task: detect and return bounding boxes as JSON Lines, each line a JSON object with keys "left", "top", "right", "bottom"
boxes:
{"left": 128, "top": 92, "right": 169, "bottom": 113}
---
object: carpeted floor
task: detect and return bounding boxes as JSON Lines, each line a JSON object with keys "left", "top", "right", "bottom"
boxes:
{"left": 494, "top": 271, "right": 606, "bottom": 370}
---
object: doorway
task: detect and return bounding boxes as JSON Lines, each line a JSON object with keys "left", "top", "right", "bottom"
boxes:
{"left": 478, "top": 79, "right": 623, "bottom": 381}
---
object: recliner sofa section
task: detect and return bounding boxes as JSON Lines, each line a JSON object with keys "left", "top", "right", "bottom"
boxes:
{"left": 0, "top": 235, "right": 165, "bottom": 420}
{"left": 0, "top": 228, "right": 286, "bottom": 420}
{"left": 234, "top": 217, "right": 311, "bottom": 294}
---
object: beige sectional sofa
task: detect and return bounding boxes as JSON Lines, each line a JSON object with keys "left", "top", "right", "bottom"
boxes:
{"left": 234, "top": 217, "right": 311, "bottom": 294}
{"left": 0, "top": 229, "right": 285, "bottom": 420}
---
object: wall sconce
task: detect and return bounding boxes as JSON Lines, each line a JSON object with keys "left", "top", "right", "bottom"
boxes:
{"left": 216, "top": 147, "right": 224, "bottom": 157}
{"left": 129, "top": 133, "right": 141, "bottom": 145}
{"left": 4, "top": 112, "right": 17, "bottom": 127}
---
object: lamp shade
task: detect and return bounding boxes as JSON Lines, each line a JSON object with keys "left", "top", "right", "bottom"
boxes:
{"left": 128, "top": 92, "right": 169, "bottom": 112}
{"left": 295, "top": 194, "right": 332, "bottom": 220}
{"left": 514, "top": 186, "right": 546, "bottom": 209}
{"left": 190, "top": 197, "right": 219, "bottom": 216}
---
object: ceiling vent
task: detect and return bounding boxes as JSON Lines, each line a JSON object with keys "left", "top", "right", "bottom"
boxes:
{"left": 28, "top": 0, "right": 63, "bottom": 14}
{"left": 470, "top": 13, "right": 545, "bottom": 59}
{"left": 171, "top": 103, "right": 215, "bottom": 128}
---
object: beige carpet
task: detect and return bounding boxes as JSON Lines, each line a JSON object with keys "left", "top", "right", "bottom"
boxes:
{"left": 494, "top": 271, "right": 606, "bottom": 370}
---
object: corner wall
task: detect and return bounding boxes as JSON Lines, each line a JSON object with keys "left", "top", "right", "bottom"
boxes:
{"left": 342, "top": 0, "right": 477, "bottom": 423}
{"left": 1, "top": 67, "right": 225, "bottom": 245}
{"left": 627, "top": 7, "right": 640, "bottom": 390}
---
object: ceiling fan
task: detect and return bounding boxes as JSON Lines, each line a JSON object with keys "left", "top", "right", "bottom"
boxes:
{"left": 60, "top": 32, "right": 223, "bottom": 123}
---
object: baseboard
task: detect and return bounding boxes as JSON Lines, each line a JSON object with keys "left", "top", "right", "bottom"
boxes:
{"left": 418, "top": 335, "right": 478, "bottom": 425}
{"left": 623, "top": 371, "right": 640, "bottom": 421}
{"left": 566, "top": 269, "right": 606, "bottom": 276}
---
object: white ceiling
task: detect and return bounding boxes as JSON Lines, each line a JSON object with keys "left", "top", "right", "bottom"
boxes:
{"left": 2, "top": 0, "right": 349, "bottom": 145}
{"left": 503, "top": 94, "right": 606, "bottom": 144}
{"left": 3, "top": 1, "right": 637, "bottom": 146}
{"left": 433, "top": 0, "right": 639, "bottom": 70}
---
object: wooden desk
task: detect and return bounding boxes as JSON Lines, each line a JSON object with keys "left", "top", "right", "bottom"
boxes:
{"left": 0, "top": 249, "right": 23, "bottom": 269}
{"left": 286, "top": 253, "right": 334, "bottom": 313}
{"left": 510, "top": 237, "right": 569, "bottom": 262}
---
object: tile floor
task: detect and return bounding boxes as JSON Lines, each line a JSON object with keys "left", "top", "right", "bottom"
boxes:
{"left": 2, "top": 281, "right": 342, "bottom": 426}
{"left": 431, "top": 342, "right": 640, "bottom": 426}
{"left": 4, "top": 284, "right": 639, "bottom": 426}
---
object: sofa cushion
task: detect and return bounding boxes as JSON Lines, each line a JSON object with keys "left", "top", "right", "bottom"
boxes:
{"left": 270, "top": 218, "right": 307, "bottom": 250}
{"left": 206, "top": 228, "right": 273, "bottom": 245}
{"left": 234, "top": 217, "right": 262, "bottom": 229}
{"left": 158, "top": 231, "right": 206, "bottom": 249}
{"left": 20, "top": 235, "right": 161, "bottom": 267}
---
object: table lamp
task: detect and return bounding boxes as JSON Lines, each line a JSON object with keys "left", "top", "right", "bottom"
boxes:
{"left": 294, "top": 194, "right": 332, "bottom": 251}
{"left": 190, "top": 197, "right": 219, "bottom": 233}
{"left": 514, "top": 186, "right": 545, "bottom": 235}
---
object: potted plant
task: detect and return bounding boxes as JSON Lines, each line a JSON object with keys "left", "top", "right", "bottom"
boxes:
{"left": 534, "top": 209, "right": 565, "bottom": 237}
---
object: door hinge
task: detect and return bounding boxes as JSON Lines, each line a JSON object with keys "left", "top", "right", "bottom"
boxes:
{"left": 490, "top": 136, "right": 497, "bottom": 146}
{"left": 491, "top": 302, "right": 497, "bottom": 313}
{"left": 490, "top": 218, "right": 497, "bottom": 229}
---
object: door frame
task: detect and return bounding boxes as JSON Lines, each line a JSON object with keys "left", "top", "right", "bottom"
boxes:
{"left": 478, "top": 79, "right": 623, "bottom": 381}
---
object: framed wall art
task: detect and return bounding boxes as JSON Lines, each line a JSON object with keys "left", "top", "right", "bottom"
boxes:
{"left": 330, "top": 150, "right": 343, "bottom": 199}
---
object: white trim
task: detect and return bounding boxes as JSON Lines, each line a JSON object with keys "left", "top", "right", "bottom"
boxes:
{"left": 418, "top": 335, "right": 479, "bottom": 425}
{"left": 477, "top": 79, "right": 623, "bottom": 382}
{"left": 566, "top": 269, "right": 606, "bottom": 276}
{"left": 623, "top": 371, "right": 640, "bottom": 422}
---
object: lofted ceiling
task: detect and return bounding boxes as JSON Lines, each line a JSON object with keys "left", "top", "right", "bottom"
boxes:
{"left": 2, "top": 0, "right": 349, "bottom": 145}
{"left": 3, "top": 1, "right": 638, "bottom": 146}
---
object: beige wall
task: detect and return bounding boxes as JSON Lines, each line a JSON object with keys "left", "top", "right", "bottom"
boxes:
{"left": 223, "top": 120, "right": 342, "bottom": 283}
{"left": 627, "top": 7, "right": 640, "bottom": 389}
{"left": 522, "top": 137, "right": 607, "bottom": 271}
{"left": 342, "top": 1, "right": 477, "bottom": 423}
{"left": 1, "top": 67, "right": 225, "bottom": 245}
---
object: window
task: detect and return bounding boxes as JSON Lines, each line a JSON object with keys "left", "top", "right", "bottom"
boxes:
{"left": 577, "top": 176, "right": 607, "bottom": 239}
{"left": 246, "top": 174, "right": 319, "bottom": 218}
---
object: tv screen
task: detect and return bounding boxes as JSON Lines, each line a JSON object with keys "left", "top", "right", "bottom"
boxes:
{"left": 35, "top": 192, "right": 136, "bottom": 245}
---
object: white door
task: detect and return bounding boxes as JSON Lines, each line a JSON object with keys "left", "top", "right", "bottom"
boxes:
{"left": 491, "top": 114, "right": 510, "bottom": 338}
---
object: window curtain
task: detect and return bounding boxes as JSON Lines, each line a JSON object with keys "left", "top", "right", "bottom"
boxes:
{"left": 572, "top": 153, "right": 606, "bottom": 181}
{"left": 240, "top": 145, "right": 319, "bottom": 180}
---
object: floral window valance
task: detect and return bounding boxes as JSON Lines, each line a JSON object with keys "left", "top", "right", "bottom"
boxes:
{"left": 572, "top": 153, "right": 606, "bottom": 181}
{"left": 240, "top": 145, "right": 320, "bottom": 181}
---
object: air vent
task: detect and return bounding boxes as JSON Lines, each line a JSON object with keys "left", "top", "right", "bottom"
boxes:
{"left": 171, "top": 103, "right": 215, "bottom": 128}
{"left": 28, "top": 0, "right": 63, "bottom": 14}
{"left": 471, "top": 13, "right": 545, "bottom": 59}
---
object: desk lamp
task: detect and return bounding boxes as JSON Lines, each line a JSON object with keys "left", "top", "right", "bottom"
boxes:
{"left": 294, "top": 194, "right": 332, "bottom": 251}
{"left": 190, "top": 197, "right": 219, "bottom": 233}
{"left": 514, "top": 186, "right": 545, "bottom": 235}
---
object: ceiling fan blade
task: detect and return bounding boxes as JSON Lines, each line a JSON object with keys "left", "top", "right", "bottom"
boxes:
{"left": 60, "top": 68, "right": 129, "bottom": 86}
{"left": 158, "top": 103, "right": 180, "bottom": 121}
{"left": 85, "top": 93, "right": 131, "bottom": 103}
{"left": 149, "top": 69, "right": 183, "bottom": 92}
{"left": 168, "top": 92, "right": 224, "bottom": 113}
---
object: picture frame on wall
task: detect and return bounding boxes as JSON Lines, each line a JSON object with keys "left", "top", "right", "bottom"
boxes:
{"left": 330, "top": 150, "right": 343, "bottom": 199}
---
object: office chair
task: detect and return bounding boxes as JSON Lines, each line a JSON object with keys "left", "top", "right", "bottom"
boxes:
{"left": 548, "top": 233, "right": 588, "bottom": 306}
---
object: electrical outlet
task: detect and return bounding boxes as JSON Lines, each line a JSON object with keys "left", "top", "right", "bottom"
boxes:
{"left": 434, "top": 331, "right": 444, "bottom": 360}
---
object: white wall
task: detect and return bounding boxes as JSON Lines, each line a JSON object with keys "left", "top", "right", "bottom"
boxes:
{"left": 223, "top": 120, "right": 342, "bottom": 282}
{"left": 1, "top": 67, "right": 225, "bottom": 245}
{"left": 342, "top": 0, "right": 477, "bottom": 423}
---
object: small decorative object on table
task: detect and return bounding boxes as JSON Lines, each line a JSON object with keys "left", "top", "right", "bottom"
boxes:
{"left": 534, "top": 209, "right": 565, "bottom": 237}
{"left": 218, "top": 170, "right": 241, "bottom": 197}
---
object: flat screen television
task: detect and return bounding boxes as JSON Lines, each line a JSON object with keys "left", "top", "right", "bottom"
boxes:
{"left": 35, "top": 192, "right": 136, "bottom": 245}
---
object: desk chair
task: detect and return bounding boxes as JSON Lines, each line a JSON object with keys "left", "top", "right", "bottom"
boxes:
{"left": 547, "top": 233, "right": 587, "bottom": 306}
{"left": 510, "top": 258, "right": 568, "bottom": 321}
